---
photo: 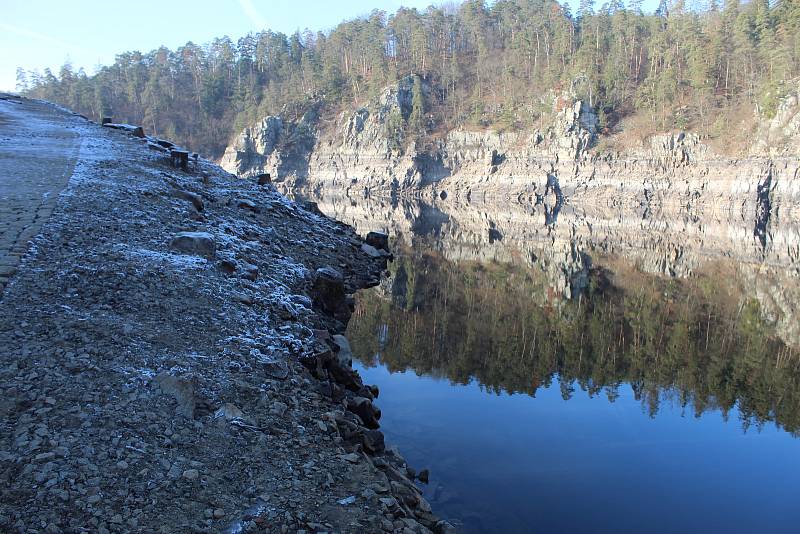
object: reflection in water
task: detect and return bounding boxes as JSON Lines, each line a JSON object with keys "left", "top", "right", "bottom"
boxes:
{"left": 299, "top": 191, "right": 800, "bottom": 532}
{"left": 350, "top": 245, "right": 800, "bottom": 435}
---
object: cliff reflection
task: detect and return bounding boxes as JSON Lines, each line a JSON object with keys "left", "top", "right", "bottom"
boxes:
{"left": 347, "top": 245, "right": 800, "bottom": 436}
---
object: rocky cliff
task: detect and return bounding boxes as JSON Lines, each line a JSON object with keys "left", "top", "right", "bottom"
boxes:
{"left": 220, "top": 81, "right": 800, "bottom": 346}
{"left": 220, "top": 79, "right": 800, "bottom": 222}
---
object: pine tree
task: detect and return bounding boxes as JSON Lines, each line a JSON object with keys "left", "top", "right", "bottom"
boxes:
{"left": 15, "top": 68, "right": 28, "bottom": 93}
{"left": 409, "top": 75, "right": 426, "bottom": 133}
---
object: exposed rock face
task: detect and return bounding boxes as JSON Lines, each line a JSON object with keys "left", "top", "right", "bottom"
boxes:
{"left": 219, "top": 104, "right": 318, "bottom": 180}
{"left": 220, "top": 81, "right": 800, "bottom": 225}
{"left": 753, "top": 79, "right": 800, "bottom": 156}
{"left": 221, "top": 83, "right": 800, "bottom": 324}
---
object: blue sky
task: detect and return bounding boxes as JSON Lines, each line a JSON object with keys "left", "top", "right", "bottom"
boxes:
{"left": 1, "top": 0, "right": 659, "bottom": 92}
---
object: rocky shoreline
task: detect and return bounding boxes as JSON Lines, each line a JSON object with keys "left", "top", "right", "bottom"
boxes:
{"left": 0, "top": 96, "right": 450, "bottom": 533}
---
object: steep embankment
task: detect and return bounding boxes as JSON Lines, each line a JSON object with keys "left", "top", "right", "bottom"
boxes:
{"left": 220, "top": 78, "right": 800, "bottom": 233}
{"left": 0, "top": 95, "right": 449, "bottom": 534}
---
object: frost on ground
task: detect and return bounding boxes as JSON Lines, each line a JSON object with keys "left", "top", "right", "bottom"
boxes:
{"left": 0, "top": 98, "right": 445, "bottom": 534}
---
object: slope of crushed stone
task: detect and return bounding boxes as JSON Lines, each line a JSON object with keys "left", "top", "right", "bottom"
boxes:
{"left": 0, "top": 100, "right": 445, "bottom": 534}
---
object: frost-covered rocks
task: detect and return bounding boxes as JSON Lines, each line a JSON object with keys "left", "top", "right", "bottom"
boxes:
{"left": 169, "top": 231, "right": 216, "bottom": 258}
{"left": 0, "top": 97, "right": 434, "bottom": 534}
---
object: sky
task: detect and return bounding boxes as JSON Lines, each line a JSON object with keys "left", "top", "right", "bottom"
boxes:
{"left": 0, "top": 0, "right": 658, "bottom": 93}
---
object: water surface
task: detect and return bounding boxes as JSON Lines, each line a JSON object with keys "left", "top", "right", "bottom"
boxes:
{"left": 310, "top": 192, "right": 800, "bottom": 532}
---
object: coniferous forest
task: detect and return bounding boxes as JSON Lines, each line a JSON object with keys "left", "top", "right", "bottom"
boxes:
{"left": 17, "top": 0, "right": 800, "bottom": 158}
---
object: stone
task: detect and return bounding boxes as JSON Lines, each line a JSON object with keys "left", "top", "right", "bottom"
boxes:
{"left": 326, "top": 358, "right": 364, "bottom": 393}
{"left": 418, "top": 469, "right": 430, "bottom": 484}
{"left": 256, "top": 173, "right": 271, "bottom": 185}
{"left": 170, "top": 149, "right": 189, "bottom": 169}
{"left": 103, "top": 123, "right": 145, "bottom": 138}
{"left": 269, "top": 401, "right": 288, "bottom": 417}
{"left": 169, "top": 232, "right": 216, "bottom": 259}
{"left": 237, "top": 199, "right": 259, "bottom": 213}
{"left": 232, "top": 292, "right": 254, "bottom": 305}
{"left": 360, "top": 243, "right": 384, "bottom": 258}
{"left": 341, "top": 453, "right": 360, "bottom": 464}
{"left": 219, "top": 259, "right": 237, "bottom": 274}
{"left": 362, "top": 429, "right": 385, "bottom": 454}
{"left": 153, "top": 374, "right": 196, "bottom": 418}
{"left": 434, "top": 520, "right": 458, "bottom": 534}
{"left": 347, "top": 397, "right": 381, "bottom": 430}
{"left": 174, "top": 190, "right": 204, "bottom": 212}
{"left": 331, "top": 335, "right": 353, "bottom": 368}
{"left": 182, "top": 469, "right": 199, "bottom": 480}
{"left": 213, "top": 509, "right": 225, "bottom": 519}
{"left": 311, "top": 267, "right": 350, "bottom": 321}
{"left": 365, "top": 231, "right": 389, "bottom": 251}
{"left": 154, "top": 138, "right": 175, "bottom": 149}
{"left": 214, "top": 403, "right": 248, "bottom": 423}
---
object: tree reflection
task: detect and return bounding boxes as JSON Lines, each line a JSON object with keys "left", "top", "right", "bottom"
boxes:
{"left": 347, "top": 244, "right": 800, "bottom": 436}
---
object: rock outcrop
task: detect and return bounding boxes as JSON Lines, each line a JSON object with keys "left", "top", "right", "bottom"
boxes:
{"left": 219, "top": 103, "right": 319, "bottom": 181}
{"left": 220, "top": 81, "right": 800, "bottom": 343}
{"left": 753, "top": 78, "right": 800, "bottom": 157}
{"left": 220, "top": 80, "right": 800, "bottom": 232}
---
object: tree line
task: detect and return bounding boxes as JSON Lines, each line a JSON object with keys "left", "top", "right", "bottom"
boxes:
{"left": 17, "top": 0, "right": 800, "bottom": 158}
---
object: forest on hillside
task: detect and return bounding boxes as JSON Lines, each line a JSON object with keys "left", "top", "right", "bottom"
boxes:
{"left": 17, "top": 0, "right": 800, "bottom": 158}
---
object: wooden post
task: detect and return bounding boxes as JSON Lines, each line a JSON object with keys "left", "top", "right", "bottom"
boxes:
{"left": 170, "top": 149, "right": 189, "bottom": 170}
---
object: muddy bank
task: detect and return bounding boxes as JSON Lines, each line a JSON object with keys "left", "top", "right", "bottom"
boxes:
{"left": 0, "top": 96, "right": 449, "bottom": 534}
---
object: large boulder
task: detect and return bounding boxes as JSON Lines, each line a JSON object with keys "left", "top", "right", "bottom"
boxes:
{"left": 331, "top": 334, "right": 353, "bottom": 367}
{"left": 365, "top": 231, "right": 389, "bottom": 251}
{"left": 169, "top": 231, "right": 216, "bottom": 258}
{"left": 311, "top": 267, "right": 351, "bottom": 321}
{"left": 347, "top": 396, "right": 381, "bottom": 429}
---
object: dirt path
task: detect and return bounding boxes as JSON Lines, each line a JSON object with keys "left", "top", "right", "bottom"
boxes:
{"left": 0, "top": 95, "right": 81, "bottom": 295}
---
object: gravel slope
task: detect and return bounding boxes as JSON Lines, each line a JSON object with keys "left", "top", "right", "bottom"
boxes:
{"left": 0, "top": 96, "right": 446, "bottom": 534}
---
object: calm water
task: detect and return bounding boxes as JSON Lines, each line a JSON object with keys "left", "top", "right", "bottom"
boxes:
{"left": 307, "top": 192, "right": 800, "bottom": 533}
